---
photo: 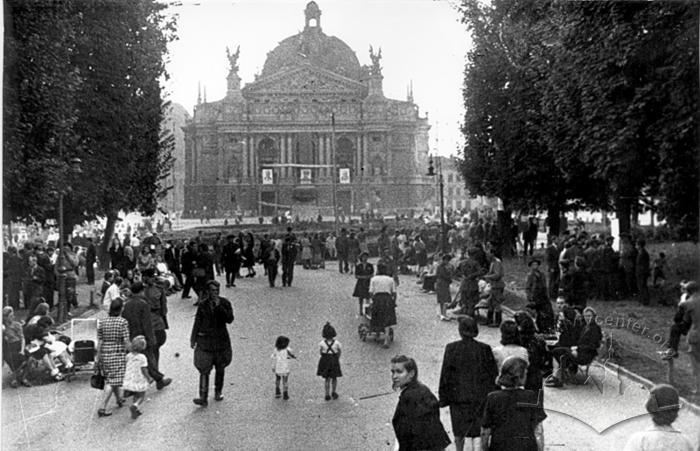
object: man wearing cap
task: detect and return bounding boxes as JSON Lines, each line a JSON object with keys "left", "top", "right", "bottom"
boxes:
{"left": 191, "top": 280, "right": 234, "bottom": 406}
{"left": 143, "top": 268, "right": 169, "bottom": 375}
{"left": 623, "top": 384, "right": 692, "bottom": 451}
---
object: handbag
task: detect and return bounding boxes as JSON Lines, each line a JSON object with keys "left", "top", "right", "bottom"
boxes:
{"left": 90, "top": 368, "right": 105, "bottom": 390}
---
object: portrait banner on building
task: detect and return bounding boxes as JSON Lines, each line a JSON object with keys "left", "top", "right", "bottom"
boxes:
{"left": 300, "top": 169, "right": 312, "bottom": 184}
{"left": 262, "top": 169, "right": 273, "bottom": 185}
{"left": 339, "top": 168, "right": 350, "bottom": 184}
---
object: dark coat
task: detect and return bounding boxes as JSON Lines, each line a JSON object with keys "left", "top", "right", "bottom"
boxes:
{"left": 190, "top": 296, "right": 234, "bottom": 351}
{"left": 121, "top": 294, "right": 156, "bottom": 346}
{"left": 438, "top": 338, "right": 498, "bottom": 406}
{"left": 221, "top": 241, "right": 241, "bottom": 270}
{"left": 393, "top": 380, "right": 451, "bottom": 451}
{"left": 577, "top": 321, "right": 602, "bottom": 362}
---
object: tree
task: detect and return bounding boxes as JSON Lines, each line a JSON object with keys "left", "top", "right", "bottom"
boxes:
{"left": 4, "top": 0, "right": 176, "bottom": 261}
{"left": 3, "top": 0, "right": 82, "bottom": 225}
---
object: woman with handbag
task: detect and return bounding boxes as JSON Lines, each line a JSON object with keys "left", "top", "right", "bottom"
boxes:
{"left": 96, "top": 298, "right": 130, "bottom": 417}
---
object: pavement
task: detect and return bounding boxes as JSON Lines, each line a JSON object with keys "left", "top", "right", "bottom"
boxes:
{"left": 2, "top": 261, "right": 699, "bottom": 450}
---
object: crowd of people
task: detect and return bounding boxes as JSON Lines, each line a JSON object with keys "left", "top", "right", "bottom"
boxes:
{"left": 3, "top": 218, "right": 698, "bottom": 449}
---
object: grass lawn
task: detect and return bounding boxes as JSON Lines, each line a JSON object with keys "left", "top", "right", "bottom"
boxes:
{"left": 502, "top": 241, "right": 700, "bottom": 401}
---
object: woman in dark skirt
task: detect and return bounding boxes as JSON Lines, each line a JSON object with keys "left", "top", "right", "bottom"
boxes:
{"left": 369, "top": 263, "right": 397, "bottom": 348}
{"left": 481, "top": 356, "right": 546, "bottom": 451}
{"left": 438, "top": 316, "right": 498, "bottom": 451}
{"left": 353, "top": 252, "right": 374, "bottom": 315}
{"left": 316, "top": 322, "right": 342, "bottom": 400}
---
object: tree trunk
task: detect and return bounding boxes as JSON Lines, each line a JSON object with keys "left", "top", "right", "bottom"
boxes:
{"left": 546, "top": 205, "right": 561, "bottom": 236}
{"left": 615, "top": 197, "right": 632, "bottom": 238}
{"left": 98, "top": 213, "right": 117, "bottom": 271}
{"left": 631, "top": 199, "right": 640, "bottom": 227}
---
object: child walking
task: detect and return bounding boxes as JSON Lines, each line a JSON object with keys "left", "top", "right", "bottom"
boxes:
{"left": 316, "top": 322, "right": 342, "bottom": 401}
{"left": 122, "top": 336, "right": 153, "bottom": 419}
{"left": 271, "top": 335, "right": 296, "bottom": 400}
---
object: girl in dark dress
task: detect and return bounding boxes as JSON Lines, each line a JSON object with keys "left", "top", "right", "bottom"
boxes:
{"left": 316, "top": 323, "right": 342, "bottom": 400}
{"left": 352, "top": 252, "right": 373, "bottom": 315}
{"left": 481, "top": 356, "right": 546, "bottom": 451}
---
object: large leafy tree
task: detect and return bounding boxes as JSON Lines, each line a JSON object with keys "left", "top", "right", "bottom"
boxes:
{"left": 4, "top": 0, "right": 176, "bottom": 256}
{"left": 460, "top": 0, "right": 698, "bottom": 239}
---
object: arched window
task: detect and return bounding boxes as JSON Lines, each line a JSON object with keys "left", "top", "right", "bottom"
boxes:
{"left": 336, "top": 137, "right": 354, "bottom": 170}
{"left": 258, "top": 137, "right": 278, "bottom": 166}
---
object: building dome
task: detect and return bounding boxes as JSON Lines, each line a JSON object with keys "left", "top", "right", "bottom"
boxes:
{"left": 260, "top": 3, "right": 362, "bottom": 80}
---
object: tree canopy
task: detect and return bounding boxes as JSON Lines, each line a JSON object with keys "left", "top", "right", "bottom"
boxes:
{"left": 459, "top": 0, "right": 698, "bottom": 238}
{"left": 3, "top": 0, "right": 177, "bottom": 237}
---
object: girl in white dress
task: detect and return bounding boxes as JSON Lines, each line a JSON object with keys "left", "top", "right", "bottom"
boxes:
{"left": 271, "top": 336, "right": 296, "bottom": 400}
{"left": 122, "top": 336, "right": 153, "bottom": 419}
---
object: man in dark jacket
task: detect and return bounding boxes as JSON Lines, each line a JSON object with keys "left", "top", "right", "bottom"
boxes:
{"left": 221, "top": 234, "right": 241, "bottom": 288}
{"left": 191, "top": 280, "right": 234, "bottom": 406}
{"left": 281, "top": 234, "right": 297, "bottom": 287}
{"left": 438, "top": 317, "right": 497, "bottom": 450}
{"left": 143, "top": 268, "right": 169, "bottom": 373}
{"left": 335, "top": 228, "right": 349, "bottom": 274}
{"left": 122, "top": 282, "right": 172, "bottom": 390}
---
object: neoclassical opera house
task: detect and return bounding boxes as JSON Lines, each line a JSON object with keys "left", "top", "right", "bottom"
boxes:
{"left": 183, "top": 1, "right": 433, "bottom": 218}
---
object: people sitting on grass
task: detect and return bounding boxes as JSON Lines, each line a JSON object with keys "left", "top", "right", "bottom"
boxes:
{"left": 545, "top": 306, "right": 602, "bottom": 388}
{"left": 660, "top": 280, "right": 696, "bottom": 361}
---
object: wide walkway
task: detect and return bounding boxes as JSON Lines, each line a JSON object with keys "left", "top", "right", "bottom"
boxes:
{"left": 2, "top": 262, "right": 699, "bottom": 450}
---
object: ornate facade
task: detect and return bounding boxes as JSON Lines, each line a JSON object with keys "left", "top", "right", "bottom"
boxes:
{"left": 184, "top": 2, "right": 432, "bottom": 218}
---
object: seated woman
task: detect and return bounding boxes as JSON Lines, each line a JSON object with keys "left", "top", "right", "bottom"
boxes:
{"left": 418, "top": 256, "right": 438, "bottom": 292}
{"left": 545, "top": 306, "right": 602, "bottom": 388}
{"left": 23, "top": 316, "right": 72, "bottom": 381}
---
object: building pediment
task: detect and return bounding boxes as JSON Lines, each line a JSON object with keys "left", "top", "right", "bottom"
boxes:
{"left": 243, "top": 65, "right": 367, "bottom": 98}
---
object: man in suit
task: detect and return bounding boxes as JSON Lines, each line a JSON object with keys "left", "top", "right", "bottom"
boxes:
{"left": 121, "top": 282, "right": 172, "bottom": 390}
{"left": 281, "top": 234, "right": 298, "bottom": 287}
{"left": 221, "top": 234, "right": 241, "bottom": 288}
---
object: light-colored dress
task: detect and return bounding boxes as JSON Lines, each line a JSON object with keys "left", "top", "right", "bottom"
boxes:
{"left": 623, "top": 424, "right": 693, "bottom": 451}
{"left": 271, "top": 348, "right": 294, "bottom": 375}
{"left": 492, "top": 344, "right": 530, "bottom": 370}
{"left": 122, "top": 352, "right": 149, "bottom": 393}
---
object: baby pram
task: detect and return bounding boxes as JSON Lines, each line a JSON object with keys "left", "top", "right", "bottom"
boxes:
{"left": 357, "top": 295, "right": 395, "bottom": 343}
{"left": 65, "top": 318, "right": 98, "bottom": 381}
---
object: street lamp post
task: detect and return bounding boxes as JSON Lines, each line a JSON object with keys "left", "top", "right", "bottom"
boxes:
{"left": 57, "top": 157, "right": 82, "bottom": 324}
{"left": 427, "top": 155, "right": 447, "bottom": 254}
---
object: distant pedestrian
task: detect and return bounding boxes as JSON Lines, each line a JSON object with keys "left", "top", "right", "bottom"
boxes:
{"left": 271, "top": 335, "right": 296, "bottom": 400}
{"left": 281, "top": 233, "right": 297, "bottom": 287}
{"left": 352, "top": 252, "right": 373, "bottom": 315}
{"left": 122, "top": 336, "right": 152, "bottom": 420}
{"left": 266, "top": 242, "right": 281, "bottom": 287}
{"left": 317, "top": 322, "right": 342, "bottom": 401}
{"left": 623, "top": 384, "right": 692, "bottom": 451}
{"left": 436, "top": 254, "right": 454, "bottom": 320}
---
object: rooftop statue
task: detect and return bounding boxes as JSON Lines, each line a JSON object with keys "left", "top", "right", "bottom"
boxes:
{"left": 226, "top": 45, "right": 240, "bottom": 73}
{"left": 369, "top": 45, "right": 382, "bottom": 76}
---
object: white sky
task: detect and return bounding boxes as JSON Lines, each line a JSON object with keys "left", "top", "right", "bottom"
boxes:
{"left": 163, "top": 0, "right": 470, "bottom": 156}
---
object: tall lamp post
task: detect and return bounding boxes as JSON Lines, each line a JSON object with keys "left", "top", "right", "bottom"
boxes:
{"left": 57, "top": 157, "right": 82, "bottom": 324}
{"left": 427, "top": 155, "right": 447, "bottom": 254}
